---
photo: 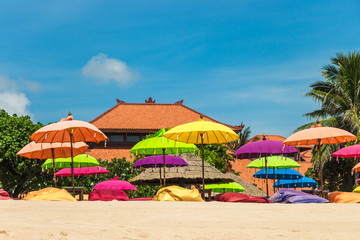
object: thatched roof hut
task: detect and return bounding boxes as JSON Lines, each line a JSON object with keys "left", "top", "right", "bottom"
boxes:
{"left": 130, "top": 153, "right": 233, "bottom": 186}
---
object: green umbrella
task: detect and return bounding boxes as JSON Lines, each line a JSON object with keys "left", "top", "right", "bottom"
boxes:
{"left": 246, "top": 156, "right": 300, "bottom": 169}
{"left": 42, "top": 154, "right": 99, "bottom": 169}
{"left": 205, "top": 182, "right": 245, "bottom": 193}
{"left": 130, "top": 129, "right": 198, "bottom": 186}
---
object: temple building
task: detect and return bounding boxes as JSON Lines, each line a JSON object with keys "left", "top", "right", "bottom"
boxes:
{"left": 87, "top": 97, "right": 243, "bottom": 160}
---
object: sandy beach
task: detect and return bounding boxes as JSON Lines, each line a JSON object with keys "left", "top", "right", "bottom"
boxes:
{"left": 0, "top": 200, "right": 359, "bottom": 240}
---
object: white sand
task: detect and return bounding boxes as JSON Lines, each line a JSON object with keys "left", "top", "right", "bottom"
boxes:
{"left": 0, "top": 200, "right": 359, "bottom": 240}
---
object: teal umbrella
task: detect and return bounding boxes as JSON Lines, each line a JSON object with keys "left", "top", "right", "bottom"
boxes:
{"left": 42, "top": 154, "right": 99, "bottom": 169}
{"left": 130, "top": 129, "right": 198, "bottom": 186}
{"left": 205, "top": 182, "right": 245, "bottom": 193}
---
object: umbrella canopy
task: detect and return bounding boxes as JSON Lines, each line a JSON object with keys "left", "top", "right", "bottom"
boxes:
{"left": 17, "top": 141, "right": 88, "bottom": 160}
{"left": 205, "top": 182, "right": 245, "bottom": 193}
{"left": 332, "top": 144, "right": 360, "bottom": 158}
{"left": 133, "top": 155, "right": 188, "bottom": 168}
{"left": 253, "top": 168, "right": 303, "bottom": 180}
{"left": 30, "top": 119, "right": 108, "bottom": 144}
{"left": 234, "top": 140, "right": 298, "bottom": 159}
{"left": 283, "top": 126, "right": 356, "bottom": 146}
{"left": 30, "top": 114, "right": 108, "bottom": 195}
{"left": 352, "top": 162, "right": 360, "bottom": 172}
{"left": 130, "top": 129, "right": 198, "bottom": 156}
{"left": 246, "top": 156, "right": 301, "bottom": 169}
{"left": 93, "top": 176, "right": 137, "bottom": 191}
{"left": 163, "top": 115, "right": 239, "bottom": 190}
{"left": 42, "top": 154, "right": 99, "bottom": 169}
{"left": 284, "top": 124, "right": 356, "bottom": 190}
{"left": 273, "top": 177, "right": 317, "bottom": 188}
{"left": 56, "top": 166, "right": 109, "bottom": 177}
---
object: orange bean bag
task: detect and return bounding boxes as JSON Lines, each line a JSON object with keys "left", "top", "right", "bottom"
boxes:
{"left": 23, "top": 187, "right": 76, "bottom": 201}
{"left": 327, "top": 191, "right": 360, "bottom": 203}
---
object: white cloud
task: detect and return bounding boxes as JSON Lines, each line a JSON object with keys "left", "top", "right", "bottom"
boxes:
{"left": 82, "top": 53, "right": 137, "bottom": 86}
{"left": 0, "top": 75, "right": 34, "bottom": 117}
{"left": 0, "top": 92, "right": 31, "bottom": 117}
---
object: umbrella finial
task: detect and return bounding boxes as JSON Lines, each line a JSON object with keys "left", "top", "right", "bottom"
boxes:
{"left": 262, "top": 133, "right": 266, "bottom": 140}
{"left": 200, "top": 114, "right": 204, "bottom": 120}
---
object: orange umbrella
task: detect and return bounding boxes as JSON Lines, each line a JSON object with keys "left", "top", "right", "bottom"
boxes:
{"left": 352, "top": 162, "right": 360, "bottom": 172}
{"left": 284, "top": 122, "right": 356, "bottom": 189}
{"left": 30, "top": 113, "right": 108, "bottom": 195}
{"left": 17, "top": 141, "right": 88, "bottom": 187}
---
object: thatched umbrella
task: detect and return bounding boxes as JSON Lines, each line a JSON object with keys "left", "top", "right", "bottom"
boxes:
{"left": 130, "top": 153, "right": 233, "bottom": 186}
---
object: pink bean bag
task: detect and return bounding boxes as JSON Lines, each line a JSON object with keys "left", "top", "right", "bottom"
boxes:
{"left": 214, "top": 192, "right": 271, "bottom": 203}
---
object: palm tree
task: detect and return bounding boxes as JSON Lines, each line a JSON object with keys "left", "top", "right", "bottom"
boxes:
{"left": 299, "top": 51, "right": 360, "bottom": 190}
{"left": 301, "top": 51, "right": 360, "bottom": 134}
{"left": 228, "top": 123, "right": 252, "bottom": 151}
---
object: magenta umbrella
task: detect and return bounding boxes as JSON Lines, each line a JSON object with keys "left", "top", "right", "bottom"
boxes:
{"left": 56, "top": 166, "right": 109, "bottom": 177}
{"left": 332, "top": 144, "right": 360, "bottom": 159}
{"left": 93, "top": 176, "right": 137, "bottom": 191}
{"left": 234, "top": 139, "right": 298, "bottom": 197}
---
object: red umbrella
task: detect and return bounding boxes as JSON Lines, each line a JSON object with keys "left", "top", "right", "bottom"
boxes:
{"left": 30, "top": 113, "right": 108, "bottom": 195}
{"left": 56, "top": 166, "right": 109, "bottom": 177}
{"left": 17, "top": 141, "right": 88, "bottom": 187}
{"left": 93, "top": 176, "right": 137, "bottom": 191}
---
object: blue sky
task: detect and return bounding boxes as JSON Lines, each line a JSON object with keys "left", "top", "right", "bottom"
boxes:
{"left": 1, "top": 1, "right": 359, "bottom": 137}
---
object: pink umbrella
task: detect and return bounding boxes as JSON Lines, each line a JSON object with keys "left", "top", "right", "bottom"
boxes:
{"left": 56, "top": 166, "right": 109, "bottom": 177}
{"left": 93, "top": 176, "right": 137, "bottom": 191}
{"left": 332, "top": 144, "right": 360, "bottom": 159}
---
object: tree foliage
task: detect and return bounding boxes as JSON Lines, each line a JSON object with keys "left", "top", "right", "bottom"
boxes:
{"left": 301, "top": 51, "right": 360, "bottom": 190}
{"left": 0, "top": 110, "right": 50, "bottom": 197}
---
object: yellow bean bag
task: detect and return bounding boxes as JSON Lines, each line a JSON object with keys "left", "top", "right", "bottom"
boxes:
{"left": 327, "top": 191, "right": 360, "bottom": 203}
{"left": 153, "top": 185, "right": 204, "bottom": 202}
{"left": 353, "top": 186, "right": 360, "bottom": 193}
{"left": 23, "top": 187, "right": 76, "bottom": 201}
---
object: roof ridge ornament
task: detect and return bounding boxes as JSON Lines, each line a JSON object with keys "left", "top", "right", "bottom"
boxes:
{"left": 174, "top": 99, "right": 184, "bottom": 105}
{"left": 145, "top": 97, "right": 156, "bottom": 104}
{"left": 116, "top": 99, "right": 126, "bottom": 104}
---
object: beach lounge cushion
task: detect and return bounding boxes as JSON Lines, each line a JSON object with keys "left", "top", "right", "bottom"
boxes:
{"left": 214, "top": 192, "right": 271, "bottom": 203}
{"left": 153, "top": 185, "right": 204, "bottom": 202}
{"left": 269, "top": 189, "right": 329, "bottom": 203}
{"left": 23, "top": 187, "right": 76, "bottom": 201}
{"left": 0, "top": 189, "right": 11, "bottom": 200}
{"left": 89, "top": 189, "right": 129, "bottom": 201}
{"left": 327, "top": 191, "right": 360, "bottom": 203}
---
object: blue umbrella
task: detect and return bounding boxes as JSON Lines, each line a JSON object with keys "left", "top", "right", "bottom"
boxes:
{"left": 273, "top": 177, "right": 317, "bottom": 188}
{"left": 253, "top": 168, "right": 303, "bottom": 180}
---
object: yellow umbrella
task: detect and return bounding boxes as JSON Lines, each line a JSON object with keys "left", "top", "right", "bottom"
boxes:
{"left": 163, "top": 115, "right": 239, "bottom": 189}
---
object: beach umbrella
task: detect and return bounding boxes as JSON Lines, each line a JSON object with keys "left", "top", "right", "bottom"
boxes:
{"left": 273, "top": 177, "right": 317, "bottom": 188}
{"left": 205, "top": 182, "right": 245, "bottom": 193}
{"left": 133, "top": 155, "right": 188, "bottom": 168}
{"left": 42, "top": 154, "right": 99, "bottom": 169}
{"left": 332, "top": 144, "right": 360, "bottom": 184}
{"left": 30, "top": 113, "right": 108, "bottom": 195}
{"left": 56, "top": 166, "right": 109, "bottom": 177}
{"left": 284, "top": 122, "right": 356, "bottom": 190}
{"left": 253, "top": 168, "right": 303, "bottom": 180}
{"left": 246, "top": 156, "right": 301, "bottom": 169}
{"left": 17, "top": 141, "right": 88, "bottom": 187}
{"left": 93, "top": 176, "right": 137, "bottom": 191}
{"left": 352, "top": 162, "right": 360, "bottom": 172}
{"left": 163, "top": 115, "right": 239, "bottom": 190}
{"left": 130, "top": 129, "right": 197, "bottom": 186}
{"left": 234, "top": 138, "right": 298, "bottom": 197}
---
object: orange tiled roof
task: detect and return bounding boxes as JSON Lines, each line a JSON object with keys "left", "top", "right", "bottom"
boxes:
{"left": 247, "top": 134, "right": 287, "bottom": 143}
{"left": 87, "top": 148, "right": 132, "bottom": 162}
{"left": 90, "top": 98, "right": 243, "bottom": 132}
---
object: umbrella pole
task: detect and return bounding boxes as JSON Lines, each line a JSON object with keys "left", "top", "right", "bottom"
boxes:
{"left": 162, "top": 148, "right": 166, "bottom": 187}
{"left": 265, "top": 154, "right": 269, "bottom": 198}
{"left": 318, "top": 140, "right": 323, "bottom": 190}
{"left": 273, "top": 167, "right": 275, "bottom": 193}
{"left": 51, "top": 148, "right": 57, "bottom": 188}
{"left": 201, "top": 133, "right": 205, "bottom": 190}
{"left": 70, "top": 132, "right": 75, "bottom": 196}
